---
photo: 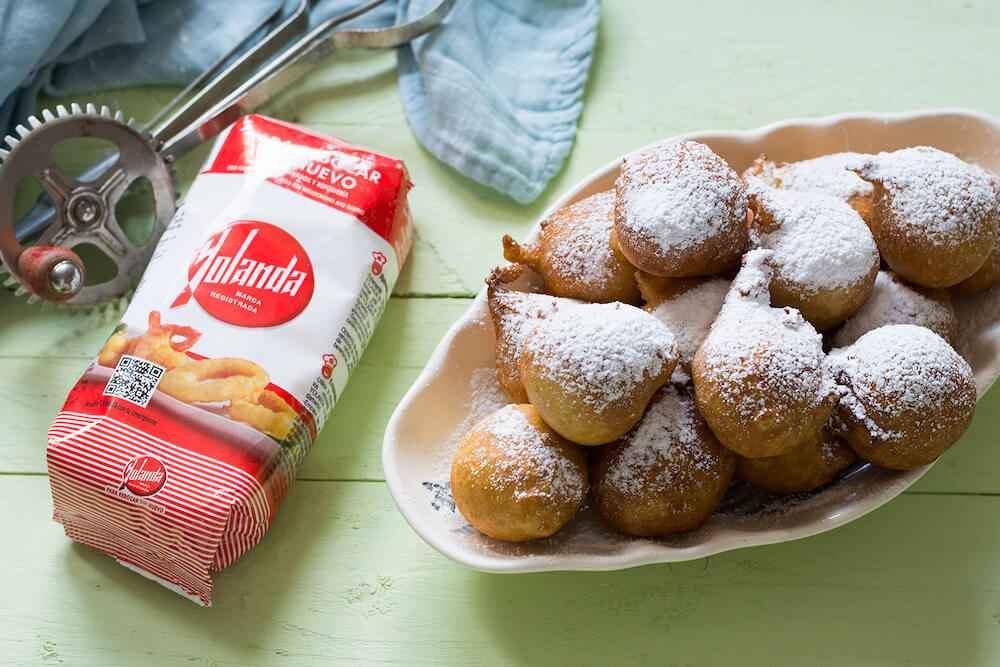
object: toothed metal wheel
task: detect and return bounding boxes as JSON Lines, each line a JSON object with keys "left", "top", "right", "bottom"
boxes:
{"left": 0, "top": 104, "right": 175, "bottom": 308}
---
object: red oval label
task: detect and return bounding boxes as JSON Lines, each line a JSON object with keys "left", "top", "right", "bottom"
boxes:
{"left": 185, "top": 221, "right": 314, "bottom": 327}
{"left": 121, "top": 456, "right": 167, "bottom": 496}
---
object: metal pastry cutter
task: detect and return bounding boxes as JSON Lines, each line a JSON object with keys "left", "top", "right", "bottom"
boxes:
{"left": 0, "top": 0, "right": 454, "bottom": 310}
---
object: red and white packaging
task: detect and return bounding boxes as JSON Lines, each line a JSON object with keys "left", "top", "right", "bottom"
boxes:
{"left": 46, "top": 115, "right": 413, "bottom": 605}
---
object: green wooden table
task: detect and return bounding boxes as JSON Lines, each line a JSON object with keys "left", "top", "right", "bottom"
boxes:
{"left": 4, "top": 1, "right": 1000, "bottom": 664}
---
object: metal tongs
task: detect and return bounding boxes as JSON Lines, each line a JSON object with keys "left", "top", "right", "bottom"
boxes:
{"left": 1, "top": 0, "right": 454, "bottom": 307}
{"left": 156, "top": 0, "right": 456, "bottom": 161}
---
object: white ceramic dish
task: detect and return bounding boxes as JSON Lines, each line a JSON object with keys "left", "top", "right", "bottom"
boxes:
{"left": 383, "top": 109, "right": 1000, "bottom": 572}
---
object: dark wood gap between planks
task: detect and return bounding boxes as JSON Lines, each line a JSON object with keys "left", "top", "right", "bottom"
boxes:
{"left": 391, "top": 292, "right": 476, "bottom": 299}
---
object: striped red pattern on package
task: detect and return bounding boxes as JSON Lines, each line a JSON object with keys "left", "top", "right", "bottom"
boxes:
{"left": 46, "top": 115, "right": 412, "bottom": 605}
{"left": 49, "top": 412, "right": 269, "bottom": 604}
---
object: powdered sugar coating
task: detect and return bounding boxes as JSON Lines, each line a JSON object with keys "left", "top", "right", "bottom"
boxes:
{"left": 748, "top": 187, "right": 878, "bottom": 294}
{"left": 832, "top": 271, "right": 957, "bottom": 348}
{"left": 488, "top": 280, "right": 580, "bottom": 401}
{"left": 616, "top": 140, "right": 748, "bottom": 256}
{"left": 494, "top": 290, "right": 563, "bottom": 361}
{"left": 649, "top": 278, "right": 730, "bottom": 368}
{"left": 464, "top": 405, "right": 587, "bottom": 504}
{"left": 851, "top": 146, "right": 999, "bottom": 246}
{"left": 544, "top": 190, "right": 618, "bottom": 289}
{"left": 747, "top": 152, "right": 873, "bottom": 202}
{"left": 696, "top": 249, "right": 836, "bottom": 421}
{"left": 523, "top": 302, "right": 677, "bottom": 412}
{"left": 818, "top": 436, "right": 845, "bottom": 463}
{"left": 601, "top": 386, "right": 724, "bottom": 498}
{"left": 829, "top": 324, "right": 976, "bottom": 442}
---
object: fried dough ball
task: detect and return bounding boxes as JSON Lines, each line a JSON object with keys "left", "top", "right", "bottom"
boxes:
{"left": 450, "top": 404, "right": 588, "bottom": 542}
{"left": 501, "top": 190, "right": 640, "bottom": 304}
{"left": 831, "top": 271, "right": 958, "bottom": 348}
{"left": 634, "top": 272, "right": 706, "bottom": 309}
{"left": 747, "top": 186, "right": 879, "bottom": 330}
{"left": 742, "top": 152, "right": 874, "bottom": 222}
{"left": 850, "top": 146, "right": 1000, "bottom": 288}
{"left": 952, "top": 230, "right": 1000, "bottom": 295}
{"left": 614, "top": 140, "right": 748, "bottom": 278}
{"left": 590, "top": 385, "right": 735, "bottom": 536}
{"left": 736, "top": 428, "right": 855, "bottom": 495}
{"left": 636, "top": 272, "right": 730, "bottom": 372}
{"left": 486, "top": 266, "right": 580, "bottom": 403}
{"left": 692, "top": 249, "right": 838, "bottom": 458}
{"left": 829, "top": 324, "right": 977, "bottom": 470}
{"left": 519, "top": 301, "right": 677, "bottom": 446}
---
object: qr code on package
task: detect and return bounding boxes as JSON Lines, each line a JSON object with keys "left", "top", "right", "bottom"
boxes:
{"left": 103, "top": 355, "right": 166, "bottom": 408}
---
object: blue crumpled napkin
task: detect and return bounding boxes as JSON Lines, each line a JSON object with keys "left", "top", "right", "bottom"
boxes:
{"left": 0, "top": 0, "right": 599, "bottom": 203}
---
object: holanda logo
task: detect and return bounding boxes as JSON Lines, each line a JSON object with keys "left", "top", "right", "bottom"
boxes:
{"left": 171, "top": 220, "right": 315, "bottom": 327}
{"left": 121, "top": 456, "right": 167, "bottom": 496}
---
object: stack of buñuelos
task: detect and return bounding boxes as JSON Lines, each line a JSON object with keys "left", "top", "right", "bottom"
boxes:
{"left": 450, "top": 140, "right": 991, "bottom": 542}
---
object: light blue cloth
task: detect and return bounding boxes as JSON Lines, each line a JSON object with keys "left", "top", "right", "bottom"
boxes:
{"left": 0, "top": 0, "right": 599, "bottom": 203}
{"left": 399, "top": 0, "right": 599, "bottom": 203}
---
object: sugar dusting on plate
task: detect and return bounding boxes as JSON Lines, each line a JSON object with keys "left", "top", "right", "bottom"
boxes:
{"left": 434, "top": 366, "right": 511, "bottom": 484}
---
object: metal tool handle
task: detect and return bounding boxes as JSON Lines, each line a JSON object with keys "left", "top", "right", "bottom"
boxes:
{"left": 11, "top": 4, "right": 306, "bottom": 244}
{"left": 159, "top": 0, "right": 455, "bottom": 160}
{"left": 150, "top": 0, "right": 314, "bottom": 147}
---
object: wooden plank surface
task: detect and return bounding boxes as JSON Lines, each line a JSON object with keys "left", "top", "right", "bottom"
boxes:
{"left": 4, "top": 476, "right": 1000, "bottom": 666}
{"left": 4, "top": 0, "right": 1000, "bottom": 665}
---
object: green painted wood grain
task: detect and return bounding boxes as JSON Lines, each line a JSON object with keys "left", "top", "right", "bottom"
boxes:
{"left": 3, "top": 475, "right": 1000, "bottom": 666}
{"left": 7, "top": 0, "right": 1000, "bottom": 664}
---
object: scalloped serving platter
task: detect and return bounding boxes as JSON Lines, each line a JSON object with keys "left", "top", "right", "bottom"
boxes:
{"left": 383, "top": 109, "right": 1000, "bottom": 572}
